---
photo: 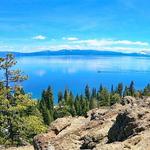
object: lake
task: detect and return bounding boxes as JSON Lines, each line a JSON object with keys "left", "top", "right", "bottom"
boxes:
{"left": 15, "top": 55, "right": 150, "bottom": 102}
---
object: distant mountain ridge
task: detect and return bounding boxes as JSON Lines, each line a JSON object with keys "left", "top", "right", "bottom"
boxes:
{"left": 0, "top": 50, "right": 149, "bottom": 57}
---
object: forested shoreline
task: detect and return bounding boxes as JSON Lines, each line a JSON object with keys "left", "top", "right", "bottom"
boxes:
{"left": 1, "top": 54, "right": 150, "bottom": 147}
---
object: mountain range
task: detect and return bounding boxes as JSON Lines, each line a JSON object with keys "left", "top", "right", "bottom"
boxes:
{"left": 0, "top": 50, "right": 149, "bottom": 57}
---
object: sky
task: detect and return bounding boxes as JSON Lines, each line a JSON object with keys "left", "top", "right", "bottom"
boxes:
{"left": 0, "top": 0, "right": 150, "bottom": 53}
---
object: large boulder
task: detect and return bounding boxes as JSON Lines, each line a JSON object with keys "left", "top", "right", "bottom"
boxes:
{"left": 49, "top": 116, "right": 73, "bottom": 134}
{"left": 108, "top": 109, "right": 137, "bottom": 142}
{"left": 33, "top": 116, "right": 89, "bottom": 150}
{"left": 96, "top": 130, "right": 150, "bottom": 150}
{"left": 33, "top": 131, "right": 56, "bottom": 150}
{"left": 86, "top": 108, "right": 108, "bottom": 120}
{"left": 121, "top": 96, "right": 137, "bottom": 106}
{"left": 108, "top": 107, "right": 149, "bottom": 143}
{"left": 33, "top": 108, "right": 118, "bottom": 150}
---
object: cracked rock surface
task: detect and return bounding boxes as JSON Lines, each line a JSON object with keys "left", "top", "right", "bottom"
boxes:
{"left": 33, "top": 96, "right": 150, "bottom": 150}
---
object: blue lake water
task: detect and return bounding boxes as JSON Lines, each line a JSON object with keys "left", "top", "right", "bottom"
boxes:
{"left": 14, "top": 55, "right": 150, "bottom": 102}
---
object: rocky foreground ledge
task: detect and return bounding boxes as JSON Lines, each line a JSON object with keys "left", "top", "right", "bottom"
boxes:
{"left": 33, "top": 96, "right": 150, "bottom": 150}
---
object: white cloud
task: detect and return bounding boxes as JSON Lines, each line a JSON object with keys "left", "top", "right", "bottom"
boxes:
{"left": 32, "top": 44, "right": 82, "bottom": 51}
{"left": 30, "top": 44, "right": 145, "bottom": 53}
{"left": 62, "top": 37, "right": 79, "bottom": 41}
{"left": 114, "top": 40, "right": 148, "bottom": 46}
{"left": 32, "top": 35, "right": 46, "bottom": 40}
{"left": 0, "top": 37, "right": 149, "bottom": 54}
{"left": 74, "top": 39, "right": 149, "bottom": 46}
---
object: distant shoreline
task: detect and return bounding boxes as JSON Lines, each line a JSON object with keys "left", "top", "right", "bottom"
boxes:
{"left": 0, "top": 50, "right": 149, "bottom": 57}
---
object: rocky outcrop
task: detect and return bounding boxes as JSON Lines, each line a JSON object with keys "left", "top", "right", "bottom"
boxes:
{"left": 33, "top": 108, "right": 117, "bottom": 150}
{"left": 33, "top": 96, "right": 150, "bottom": 150}
{"left": 120, "top": 96, "right": 137, "bottom": 106}
{"left": 108, "top": 108, "right": 146, "bottom": 142}
{"left": 2, "top": 145, "right": 34, "bottom": 150}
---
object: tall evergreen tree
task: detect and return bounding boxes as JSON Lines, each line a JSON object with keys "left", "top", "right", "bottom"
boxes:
{"left": 0, "top": 54, "right": 27, "bottom": 144}
{"left": 98, "top": 88, "right": 110, "bottom": 106}
{"left": 80, "top": 95, "right": 88, "bottom": 116}
{"left": 58, "top": 91, "right": 63, "bottom": 103}
{"left": 89, "top": 97, "right": 97, "bottom": 109}
{"left": 117, "top": 83, "right": 123, "bottom": 97}
{"left": 123, "top": 86, "right": 130, "bottom": 97}
{"left": 68, "top": 92, "right": 76, "bottom": 116}
{"left": 143, "top": 84, "right": 150, "bottom": 96}
{"left": 110, "top": 93, "right": 120, "bottom": 106}
{"left": 74, "top": 95, "right": 81, "bottom": 116}
{"left": 129, "top": 81, "right": 135, "bottom": 96}
{"left": 85, "top": 84, "right": 91, "bottom": 100}
{"left": 39, "top": 86, "right": 54, "bottom": 125}
{"left": 64, "top": 88, "right": 69, "bottom": 103}
{"left": 99, "top": 84, "right": 103, "bottom": 92}
{"left": 0, "top": 54, "right": 27, "bottom": 98}
{"left": 0, "top": 54, "right": 46, "bottom": 145}
{"left": 111, "top": 84, "right": 114, "bottom": 94}
{"left": 91, "top": 88, "right": 97, "bottom": 98}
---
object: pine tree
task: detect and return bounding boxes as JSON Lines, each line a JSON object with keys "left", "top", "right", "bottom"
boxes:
{"left": 111, "top": 84, "right": 114, "bottom": 94}
{"left": 80, "top": 95, "right": 87, "bottom": 116}
{"left": 123, "top": 86, "right": 130, "bottom": 97}
{"left": 68, "top": 92, "right": 76, "bottom": 116}
{"left": 0, "top": 54, "right": 27, "bottom": 144}
{"left": 143, "top": 84, "right": 150, "bottom": 96}
{"left": 0, "top": 54, "right": 46, "bottom": 145}
{"left": 39, "top": 86, "right": 54, "bottom": 125}
{"left": 110, "top": 93, "right": 120, "bottom": 105}
{"left": 97, "top": 84, "right": 103, "bottom": 100}
{"left": 58, "top": 91, "right": 63, "bottom": 103}
{"left": 46, "top": 86, "right": 54, "bottom": 111}
{"left": 129, "top": 81, "right": 135, "bottom": 96}
{"left": 98, "top": 88, "right": 110, "bottom": 106}
{"left": 89, "top": 98, "right": 97, "bottom": 109}
{"left": 99, "top": 84, "right": 103, "bottom": 92}
{"left": 90, "top": 88, "right": 97, "bottom": 109}
{"left": 85, "top": 84, "right": 91, "bottom": 100}
{"left": 64, "top": 88, "right": 69, "bottom": 103}
{"left": 0, "top": 54, "right": 27, "bottom": 98}
{"left": 74, "top": 95, "right": 81, "bottom": 116}
{"left": 91, "top": 88, "right": 97, "bottom": 98}
{"left": 40, "top": 101, "right": 51, "bottom": 125}
{"left": 117, "top": 83, "right": 123, "bottom": 97}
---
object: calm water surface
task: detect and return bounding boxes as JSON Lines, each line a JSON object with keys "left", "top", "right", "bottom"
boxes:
{"left": 15, "top": 56, "right": 150, "bottom": 102}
